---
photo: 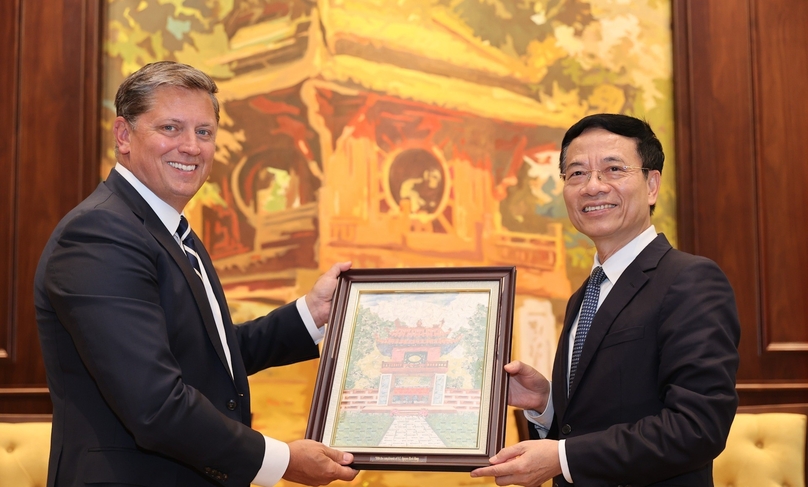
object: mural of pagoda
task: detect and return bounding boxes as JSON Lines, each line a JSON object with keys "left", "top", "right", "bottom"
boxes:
{"left": 197, "top": 0, "right": 573, "bottom": 305}
{"left": 179, "top": 1, "right": 572, "bottom": 384}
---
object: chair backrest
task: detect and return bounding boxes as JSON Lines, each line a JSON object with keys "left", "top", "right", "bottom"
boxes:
{"left": 714, "top": 412, "right": 807, "bottom": 487}
{"left": 0, "top": 419, "right": 51, "bottom": 487}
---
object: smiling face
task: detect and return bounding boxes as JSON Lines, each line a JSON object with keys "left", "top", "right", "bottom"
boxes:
{"left": 562, "top": 128, "right": 660, "bottom": 262}
{"left": 113, "top": 86, "right": 217, "bottom": 212}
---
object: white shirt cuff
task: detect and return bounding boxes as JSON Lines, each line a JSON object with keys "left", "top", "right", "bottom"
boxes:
{"left": 523, "top": 382, "right": 554, "bottom": 438}
{"left": 296, "top": 296, "right": 324, "bottom": 344}
{"left": 559, "top": 439, "right": 573, "bottom": 483}
{"left": 252, "top": 436, "right": 290, "bottom": 486}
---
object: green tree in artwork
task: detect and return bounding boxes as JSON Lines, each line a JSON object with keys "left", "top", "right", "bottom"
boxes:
{"left": 343, "top": 306, "right": 394, "bottom": 389}
{"left": 106, "top": 0, "right": 228, "bottom": 75}
{"left": 454, "top": 303, "right": 488, "bottom": 389}
{"left": 453, "top": 0, "right": 592, "bottom": 57}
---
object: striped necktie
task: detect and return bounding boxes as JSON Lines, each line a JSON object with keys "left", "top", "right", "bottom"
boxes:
{"left": 569, "top": 266, "right": 607, "bottom": 391}
{"left": 177, "top": 216, "right": 203, "bottom": 280}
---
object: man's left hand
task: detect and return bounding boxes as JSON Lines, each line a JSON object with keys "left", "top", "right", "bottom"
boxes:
{"left": 470, "top": 440, "right": 561, "bottom": 487}
{"left": 305, "top": 262, "right": 351, "bottom": 327}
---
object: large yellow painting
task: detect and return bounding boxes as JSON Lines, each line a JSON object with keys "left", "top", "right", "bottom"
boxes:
{"left": 102, "top": 1, "right": 674, "bottom": 485}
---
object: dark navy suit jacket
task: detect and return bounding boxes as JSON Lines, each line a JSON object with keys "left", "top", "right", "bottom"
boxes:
{"left": 542, "top": 235, "right": 740, "bottom": 487}
{"left": 35, "top": 170, "right": 319, "bottom": 486}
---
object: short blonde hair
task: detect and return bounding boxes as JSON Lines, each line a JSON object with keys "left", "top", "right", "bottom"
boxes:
{"left": 114, "top": 61, "right": 219, "bottom": 127}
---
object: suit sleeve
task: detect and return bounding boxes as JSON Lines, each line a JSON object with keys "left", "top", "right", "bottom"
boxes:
{"left": 234, "top": 301, "right": 320, "bottom": 376}
{"left": 564, "top": 258, "right": 741, "bottom": 484}
{"left": 44, "top": 208, "right": 265, "bottom": 486}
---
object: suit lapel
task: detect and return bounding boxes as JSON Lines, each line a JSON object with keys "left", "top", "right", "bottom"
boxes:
{"left": 566, "top": 235, "right": 673, "bottom": 400}
{"left": 104, "top": 171, "right": 233, "bottom": 377}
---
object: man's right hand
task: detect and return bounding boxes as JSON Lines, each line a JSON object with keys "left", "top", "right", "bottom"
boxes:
{"left": 505, "top": 361, "right": 551, "bottom": 413}
{"left": 284, "top": 439, "right": 359, "bottom": 486}
{"left": 470, "top": 439, "right": 561, "bottom": 486}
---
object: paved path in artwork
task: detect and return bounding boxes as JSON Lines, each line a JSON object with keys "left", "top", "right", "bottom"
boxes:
{"left": 377, "top": 415, "right": 445, "bottom": 447}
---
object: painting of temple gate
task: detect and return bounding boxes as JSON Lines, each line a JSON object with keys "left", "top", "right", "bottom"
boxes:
{"left": 329, "top": 291, "right": 492, "bottom": 450}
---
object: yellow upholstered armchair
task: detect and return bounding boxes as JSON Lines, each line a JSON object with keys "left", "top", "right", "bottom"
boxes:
{"left": 0, "top": 417, "right": 51, "bottom": 487}
{"left": 714, "top": 410, "right": 807, "bottom": 487}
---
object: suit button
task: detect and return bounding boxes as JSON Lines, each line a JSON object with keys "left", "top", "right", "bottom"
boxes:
{"left": 561, "top": 424, "right": 572, "bottom": 434}
{"left": 227, "top": 399, "right": 237, "bottom": 410}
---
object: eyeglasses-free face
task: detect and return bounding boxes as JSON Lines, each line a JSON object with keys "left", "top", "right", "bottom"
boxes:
{"left": 113, "top": 86, "right": 218, "bottom": 213}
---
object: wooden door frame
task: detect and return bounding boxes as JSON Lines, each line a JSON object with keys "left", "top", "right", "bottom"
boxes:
{"left": 0, "top": 0, "right": 103, "bottom": 416}
{"left": 672, "top": 0, "right": 808, "bottom": 406}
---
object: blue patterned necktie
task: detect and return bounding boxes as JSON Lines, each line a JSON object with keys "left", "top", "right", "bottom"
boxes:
{"left": 177, "top": 216, "right": 203, "bottom": 280}
{"left": 569, "top": 266, "right": 607, "bottom": 391}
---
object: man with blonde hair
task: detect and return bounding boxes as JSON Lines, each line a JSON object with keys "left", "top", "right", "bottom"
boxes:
{"left": 35, "top": 61, "right": 358, "bottom": 487}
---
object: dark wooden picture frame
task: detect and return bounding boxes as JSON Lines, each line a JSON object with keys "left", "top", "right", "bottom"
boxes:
{"left": 305, "top": 266, "right": 515, "bottom": 471}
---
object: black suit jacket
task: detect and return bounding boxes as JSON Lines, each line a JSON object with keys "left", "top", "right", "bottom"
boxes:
{"left": 546, "top": 234, "right": 740, "bottom": 487}
{"left": 34, "top": 170, "right": 319, "bottom": 487}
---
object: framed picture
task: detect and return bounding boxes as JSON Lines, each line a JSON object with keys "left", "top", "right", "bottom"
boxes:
{"left": 305, "top": 267, "right": 516, "bottom": 471}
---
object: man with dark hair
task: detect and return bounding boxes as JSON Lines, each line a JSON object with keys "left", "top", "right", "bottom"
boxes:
{"left": 472, "top": 113, "right": 740, "bottom": 486}
{"left": 35, "top": 61, "right": 359, "bottom": 487}
{"left": 559, "top": 114, "right": 665, "bottom": 216}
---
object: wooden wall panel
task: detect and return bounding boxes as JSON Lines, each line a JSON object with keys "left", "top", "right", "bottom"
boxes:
{"left": 0, "top": 0, "right": 100, "bottom": 415}
{"left": 754, "top": 0, "right": 808, "bottom": 351}
{"left": 0, "top": 0, "right": 20, "bottom": 363}
{"left": 674, "top": 0, "right": 808, "bottom": 407}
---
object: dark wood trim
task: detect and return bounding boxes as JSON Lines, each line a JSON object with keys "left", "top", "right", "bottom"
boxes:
{"left": 0, "top": 387, "right": 50, "bottom": 394}
{"left": 672, "top": 0, "right": 808, "bottom": 412}
{"left": 766, "top": 343, "right": 808, "bottom": 352}
{"left": 671, "top": 0, "right": 694, "bottom": 254}
{"left": 81, "top": 0, "right": 103, "bottom": 195}
{"left": 0, "top": 0, "right": 103, "bottom": 415}
{"left": 737, "top": 382, "right": 808, "bottom": 408}
{"left": 737, "top": 403, "right": 808, "bottom": 415}
{"left": 0, "top": 0, "right": 21, "bottom": 363}
{"left": 0, "top": 413, "right": 52, "bottom": 422}
{"left": 0, "top": 388, "right": 53, "bottom": 415}
{"left": 737, "top": 381, "right": 808, "bottom": 404}
{"left": 737, "top": 382, "right": 808, "bottom": 391}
